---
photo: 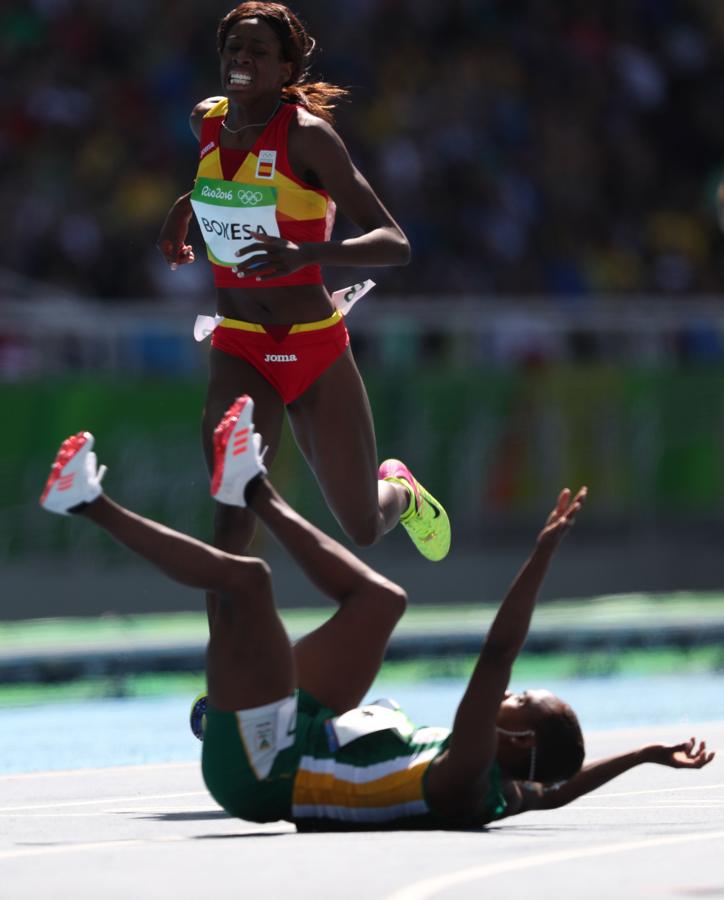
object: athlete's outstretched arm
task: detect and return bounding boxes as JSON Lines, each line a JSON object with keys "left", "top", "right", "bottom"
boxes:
{"left": 427, "top": 488, "right": 586, "bottom": 813}
{"left": 506, "top": 737, "right": 715, "bottom": 816}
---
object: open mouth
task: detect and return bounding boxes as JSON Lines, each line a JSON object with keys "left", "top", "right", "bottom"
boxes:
{"left": 227, "top": 69, "right": 252, "bottom": 88}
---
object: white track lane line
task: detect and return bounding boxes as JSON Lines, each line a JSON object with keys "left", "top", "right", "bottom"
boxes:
{"left": 563, "top": 803, "right": 724, "bottom": 810}
{"left": 0, "top": 762, "right": 197, "bottom": 781}
{"left": 385, "top": 830, "right": 724, "bottom": 900}
{"left": 8, "top": 805, "right": 222, "bottom": 818}
{"left": 575, "top": 782, "right": 724, "bottom": 799}
{"left": 0, "top": 791, "right": 207, "bottom": 813}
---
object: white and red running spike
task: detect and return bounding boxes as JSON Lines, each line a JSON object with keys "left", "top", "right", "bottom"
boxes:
{"left": 211, "top": 396, "right": 267, "bottom": 506}
{"left": 40, "top": 432, "right": 106, "bottom": 515}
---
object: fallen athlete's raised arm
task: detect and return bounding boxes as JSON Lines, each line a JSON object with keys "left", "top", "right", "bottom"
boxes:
{"left": 427, "top": 487, "right": 586, "bottom": 816}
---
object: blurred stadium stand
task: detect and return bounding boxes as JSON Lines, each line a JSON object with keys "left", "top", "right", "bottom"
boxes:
{"left": 2, "top": 0, "right": 724, "bottom": 298}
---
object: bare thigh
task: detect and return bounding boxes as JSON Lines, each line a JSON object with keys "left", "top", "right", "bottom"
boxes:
{"left": 292, "top": 578, "right": 406, "bottom": 713}
{"left": 205, "top": 557, "right": 296, "bottom": 711}
{"left": 287, "top": 347, "right": 383, "bottom": 547}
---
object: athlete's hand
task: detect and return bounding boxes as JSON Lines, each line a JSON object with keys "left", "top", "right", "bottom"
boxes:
{"left": 232, "top": 232, "right": 310, "bottom": 281}
{"left": 157, "top": 194, "right": 195, "bottom": 270}
{"left": 535, "top": 487, "right": 587, "bottom": 552}
{"left": 647, "top": 737, "right": 715, "bottom": 769}
{"left": 158, "top": 236, "right": 196, "bottom": 270}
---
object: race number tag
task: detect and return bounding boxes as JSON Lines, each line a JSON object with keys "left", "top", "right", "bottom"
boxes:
{"left": 331, "top": 279, "right": 375, "bottom": 315}
{"left": 190, "top": 177, "right": 279, "bottom": 267}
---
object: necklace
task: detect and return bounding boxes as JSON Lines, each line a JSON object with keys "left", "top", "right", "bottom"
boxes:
{"left": 221, "top": 100, "right": 281, "bottom": 135}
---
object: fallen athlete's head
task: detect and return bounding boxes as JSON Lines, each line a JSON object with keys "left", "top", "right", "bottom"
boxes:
{"left": 496, "top": 689, "right": 585, "bottom": 784}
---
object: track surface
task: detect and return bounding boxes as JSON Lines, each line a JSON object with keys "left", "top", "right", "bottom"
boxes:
{"left": 2, "top": 721, "right": 722, "bottom": 899}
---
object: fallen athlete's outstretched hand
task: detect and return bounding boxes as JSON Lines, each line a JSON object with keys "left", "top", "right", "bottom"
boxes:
{"left": 647, "top": 737, "right": 715, "bottom": 769}
{"left": 536, "top": 487, "right": 587, "bottom": 552}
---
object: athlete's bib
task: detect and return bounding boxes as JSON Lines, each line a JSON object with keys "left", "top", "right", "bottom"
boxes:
{"left": 191, "top": 177, "right": 280, "bottom": 267}
{"left": 324, "top": 698, "right": 415, "bottom": 752}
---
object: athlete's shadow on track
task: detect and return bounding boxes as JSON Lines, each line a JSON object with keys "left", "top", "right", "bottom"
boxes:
{"left": 195, "top": 832, "right": 291, "bottom": 839}
{"left": 137, "top": 810, "right": 293, "bottom": 837}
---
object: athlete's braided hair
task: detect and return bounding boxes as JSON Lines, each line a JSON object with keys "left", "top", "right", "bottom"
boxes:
{"left": 217, "top": 2, "right": 348, "bottom": 123}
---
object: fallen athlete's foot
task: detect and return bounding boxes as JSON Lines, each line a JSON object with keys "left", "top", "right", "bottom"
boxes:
{"left": 211, "top": 395, "right": 268, "bottom": 506}
{"left": 189, "top": 692, "right": 208, "bottom": 741}
{"left": 378, "top": 459, "right": 451, "bottom": 561}
{"left": 40, "top": 432, "right": 107, "bottom": 515}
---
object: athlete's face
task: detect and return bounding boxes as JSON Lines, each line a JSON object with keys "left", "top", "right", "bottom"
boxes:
{"left": 220, "top": 19, "right": 293, "bottom": 98}
{"left": 496, "top": 689, "right": 559, "bottom": 733}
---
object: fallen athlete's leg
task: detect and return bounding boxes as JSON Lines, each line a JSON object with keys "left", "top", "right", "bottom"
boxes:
{"left": 211, "top": 396, "right": 407, "bottom": 713}
{"left": 202, "top": 348, "right": 286, "bottom": 629}
{"left": 250, "top": 478, "right": 407, "bottom": 712}
{"left": 40, "top": 430, "right": 294, "bottom": 711}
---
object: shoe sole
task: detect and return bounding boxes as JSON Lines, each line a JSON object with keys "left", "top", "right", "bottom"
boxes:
{"left": 40, "top": 432, "right": 93, "bottom": 514}
{"left": 379, "top": 458, "right": 451, "bottom": 561}
{"left": 211, "top": 395, "right": 252, "bottom": 499}
{"left": 412, "top": 481, "right": 451, "bottom": 561}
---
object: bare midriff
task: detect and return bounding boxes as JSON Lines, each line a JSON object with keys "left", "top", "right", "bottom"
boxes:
{"left": 216, "top": 283, "right": 335, "bottom": 325}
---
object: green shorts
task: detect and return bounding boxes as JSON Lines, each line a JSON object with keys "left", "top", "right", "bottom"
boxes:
{"left": 201, "top": 689, "right": 333, "bottom": 823}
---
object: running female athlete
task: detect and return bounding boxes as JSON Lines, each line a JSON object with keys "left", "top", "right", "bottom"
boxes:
{"left": 40, "top": 400, "right": 714, "bottom": 830}
{"left": 157, "top": 2, "right": 450, "bottom": 587}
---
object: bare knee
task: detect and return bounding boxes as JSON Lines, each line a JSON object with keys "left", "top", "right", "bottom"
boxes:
{"left": 344, "top": 513, "right": 383, "bottom": 549}
{"left": 366, "top": 578, "right": 407, "bottom": 624}
{"left": 382, "top": 581, "right": 407, "bottom": 622}
{"left": 211, "top": 556, "right": 273, "bottom": 617}
{"left": 226, "top": 556, "right": 272, "bottom": 599}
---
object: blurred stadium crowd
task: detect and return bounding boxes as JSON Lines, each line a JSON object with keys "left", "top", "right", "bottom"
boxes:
{"left": 2, "top": 0, "right": 724, "bottom": 301}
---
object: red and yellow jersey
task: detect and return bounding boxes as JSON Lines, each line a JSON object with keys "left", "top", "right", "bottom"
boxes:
{"left": 194, "top": 100, "right": 335, "bottom": 289}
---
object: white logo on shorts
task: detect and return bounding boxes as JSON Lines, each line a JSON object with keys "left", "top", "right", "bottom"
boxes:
{"left": 265, "top": 353, "right": 298, "bottom": 362}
